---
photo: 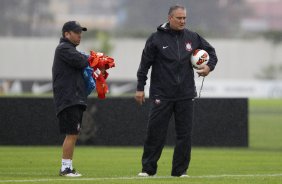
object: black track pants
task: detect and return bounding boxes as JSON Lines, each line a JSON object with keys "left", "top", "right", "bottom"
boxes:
{"left": 141, "top": 99, "right": 194, "bottom": 176}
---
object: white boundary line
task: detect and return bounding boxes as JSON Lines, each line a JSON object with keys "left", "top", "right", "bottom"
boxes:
{"left": 0, "top": 173, "right": 282, "bottom": 183}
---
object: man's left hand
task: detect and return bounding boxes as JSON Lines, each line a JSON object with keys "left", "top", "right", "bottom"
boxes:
{"left": 196, "top": 65, "right": 211, "bottom": 77}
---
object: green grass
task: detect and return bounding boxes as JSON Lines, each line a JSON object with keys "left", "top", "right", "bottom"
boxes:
{"left": 0, "top": 99, "right": 282, "bottom": 184}
{"left": 249, "top": 99, "right": 282, "bottom": 149}
{"left": 0, "top": 147, "right": 281, "bottom": 183}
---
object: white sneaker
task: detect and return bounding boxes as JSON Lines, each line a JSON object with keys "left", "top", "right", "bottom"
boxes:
{"left": 59, "top": 168, "right": 82, "bottom": 177}
{"left": 138, "top": 172, "right": 154, "bottom": 177}
{"left": 180, "top": 174, "right": 189, "bottom": 177}
{"left": 63, "top": 172, "right": 82, "bottom": 177}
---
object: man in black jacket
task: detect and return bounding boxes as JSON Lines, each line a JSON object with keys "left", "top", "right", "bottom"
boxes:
{"left": 52, "top": 21, "right": 88, "bottom": 177}
{"left": 135, "top": 5, "right": 218, "bottom": 177}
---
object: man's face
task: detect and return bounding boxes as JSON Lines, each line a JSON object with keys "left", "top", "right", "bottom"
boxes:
{"left": 65, "top": 31, "right": 82, "bottom": 45}
{"left": 168, "top": 8, "right": 186, "bottom": 31}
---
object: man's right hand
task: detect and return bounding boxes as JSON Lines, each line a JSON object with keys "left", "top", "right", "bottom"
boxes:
{"left": 135, "top": 91, "right": 145, "bottom": 105}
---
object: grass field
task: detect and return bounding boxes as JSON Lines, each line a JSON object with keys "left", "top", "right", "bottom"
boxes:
{"left": 0, "top": 99, "right": 281, "bottom": 184}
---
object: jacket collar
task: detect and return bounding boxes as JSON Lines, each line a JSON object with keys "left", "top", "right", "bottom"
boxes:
{"left": 59, "top": 37, "right": 77, "bottom": 47}
{"left": 157, "top": 22, "right": 184, "bottom": 35}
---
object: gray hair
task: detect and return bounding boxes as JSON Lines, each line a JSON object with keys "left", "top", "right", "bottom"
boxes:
{"left": 168, "top": 5, "right": 186, "bottom": 15}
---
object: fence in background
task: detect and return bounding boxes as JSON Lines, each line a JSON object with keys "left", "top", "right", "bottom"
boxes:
{"left": 0, "top": 97, "right": 248, "bottom": 147}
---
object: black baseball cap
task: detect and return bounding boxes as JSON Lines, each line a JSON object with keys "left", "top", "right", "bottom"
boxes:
{"left": 62, "top": 21, "right": 87, "bottom": 33}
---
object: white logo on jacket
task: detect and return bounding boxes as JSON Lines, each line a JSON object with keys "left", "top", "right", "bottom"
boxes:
{"left": 185, "top": 42, "right": 192, "bottom": 51}
{"left": 155, "top": 99, "right": 161, "bottom": 105}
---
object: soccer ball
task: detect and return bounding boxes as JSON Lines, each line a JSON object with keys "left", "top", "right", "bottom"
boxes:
{"left": 191, "top": 49, "right": 209, "bottom": 69}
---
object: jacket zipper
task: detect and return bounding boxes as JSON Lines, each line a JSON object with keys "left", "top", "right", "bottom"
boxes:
{"left": 176, "top": 35, "right": 181, "bottom": 83}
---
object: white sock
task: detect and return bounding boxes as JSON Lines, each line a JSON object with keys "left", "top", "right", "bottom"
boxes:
{"left": 61, "top": 159, "right": 73, "bottom": 171}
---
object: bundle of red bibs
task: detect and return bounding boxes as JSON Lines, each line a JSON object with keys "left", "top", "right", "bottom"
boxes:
{"left": 87, "top": 51, "right": 115, "bottom": 99}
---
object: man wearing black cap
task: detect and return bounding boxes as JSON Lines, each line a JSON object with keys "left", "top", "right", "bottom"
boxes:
{"left": 52, "top": 21, "right": 88, "bottom": 177}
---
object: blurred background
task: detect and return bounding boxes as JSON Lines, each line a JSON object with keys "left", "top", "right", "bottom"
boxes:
{"left": 0, "top": 0, "right": 282, "bottom": 98}
{"left": 1, "top": 2, "right": 282, "bottom": 179}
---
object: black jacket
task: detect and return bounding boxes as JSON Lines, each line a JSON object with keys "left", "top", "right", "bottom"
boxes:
{"left": 137, "top": 23, "right": 218, "bottom": 100}
{"left": 52, "top": 37, "right": 88, "bottom": 115}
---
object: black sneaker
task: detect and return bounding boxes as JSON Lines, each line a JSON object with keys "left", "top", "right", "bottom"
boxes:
{"left": 172, "top": 171, "right": 189, "bottom": 177}
{"left": 59, "top": 168, "right": 82, "bottom": 177}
